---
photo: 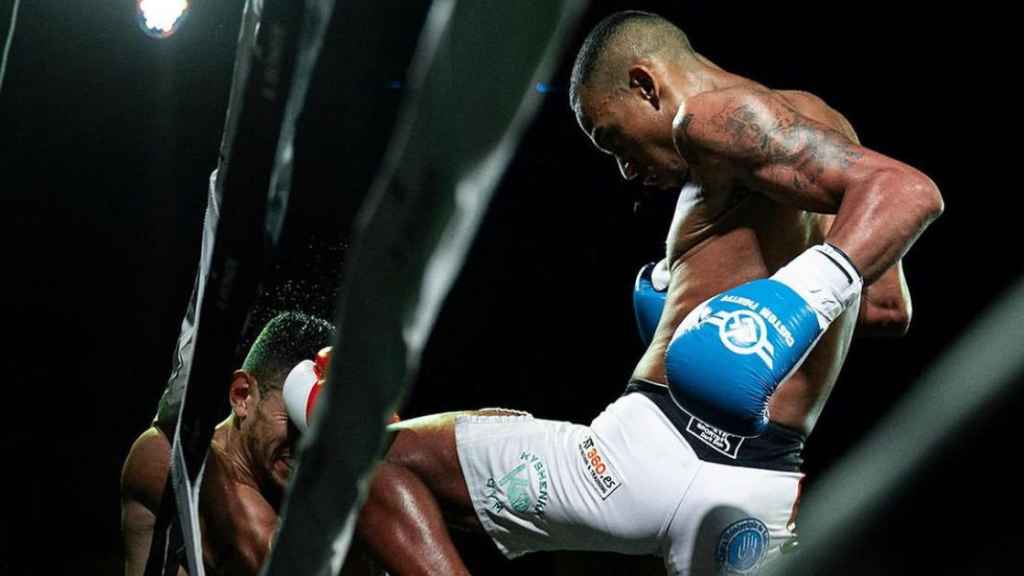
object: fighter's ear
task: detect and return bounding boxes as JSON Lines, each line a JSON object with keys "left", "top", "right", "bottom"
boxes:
{"left": 628, "top": 65, "right": 660, "bottom": 111}
{"left": 229, "top": 370, "right": 257, "bottom": 419}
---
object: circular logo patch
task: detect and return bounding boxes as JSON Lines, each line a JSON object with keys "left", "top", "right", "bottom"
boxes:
{"left": 718, "top": 310, "right": 768, "bottom": 355}
{"left": 716, "top": 518, "right": 770, "bottom": 574}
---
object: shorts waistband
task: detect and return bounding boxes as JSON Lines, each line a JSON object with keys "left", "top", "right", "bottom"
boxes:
{"left": 624, "top": 379, "right": 805, "bottom": 472}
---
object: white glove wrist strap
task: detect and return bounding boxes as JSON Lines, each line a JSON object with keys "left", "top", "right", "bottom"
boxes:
{"left": 772, "top": 244, "right": 863, "bottom": 326}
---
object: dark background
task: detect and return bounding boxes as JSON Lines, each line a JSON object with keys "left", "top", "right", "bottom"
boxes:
{"left": 4, "top": 1, "right": 1020, "bottom": 574}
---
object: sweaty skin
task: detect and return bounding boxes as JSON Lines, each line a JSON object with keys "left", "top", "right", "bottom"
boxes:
{"left": 578, "top": 58, "right": 941, "bottom": 436}
{"left": 640, "top": 87, "right": 862, "bottom": 435}
{"left": 349, "top": 30, "right": 941, "bottom": 576}
{"left": 121, "top": 427, "right": 189, "bottom": 576}
{"left": 121, "top": 423, "right": 271, "bottom": 576}
{"left": 121, "top": 420, "right": 280, "bottom": 576}
{"left": 346, "top": 48, "right": 940, "bottom": 576}
{"left": 121, "top": 376, "right": 381, "bottom": 576}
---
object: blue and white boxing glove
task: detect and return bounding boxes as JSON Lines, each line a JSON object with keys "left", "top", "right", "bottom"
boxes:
{"left": 634, "top": 259, "right": 670, "bottom": 348}
{"left": 664, "top": 243, "right": 862, "bottom": 436}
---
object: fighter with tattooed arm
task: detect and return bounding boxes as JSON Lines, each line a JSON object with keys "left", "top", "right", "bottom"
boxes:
{"left": 287, "top": 11, "right": 942, "bottom": 575}
{"left": 289, "top": 11, "right": 945, "bottom": 576}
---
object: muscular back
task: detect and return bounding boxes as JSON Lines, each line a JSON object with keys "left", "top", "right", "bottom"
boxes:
{"left": 633, "top": 84, "right": 861, "bottom": 436}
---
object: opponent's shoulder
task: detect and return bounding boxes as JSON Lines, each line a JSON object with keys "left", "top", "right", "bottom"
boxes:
{"left": 121, "top": 426, "right": 171, "bottom": 511}
{"left": 200, "top": 452, "right": 276, "bottom": 539}
{"left": 200, "top": 470, "right": 276, "bottom": 574}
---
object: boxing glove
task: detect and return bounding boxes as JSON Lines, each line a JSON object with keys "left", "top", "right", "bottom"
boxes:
{"left": 665, "top": 244, "right": 862, "bottom": 436}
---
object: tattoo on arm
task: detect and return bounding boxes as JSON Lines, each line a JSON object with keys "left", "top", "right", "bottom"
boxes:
{"left": 709, "top": 99, "right": 864, "bottom": 191}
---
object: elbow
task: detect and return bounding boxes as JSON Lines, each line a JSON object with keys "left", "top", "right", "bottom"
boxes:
{"left": 898, "top": 168, "right": 944, "bottom": 224}
{"left": 917, "top": 173, "right": 944, "bottom": 222}
{"left": 869, "top": 167, "right": 944, "bottom": 226}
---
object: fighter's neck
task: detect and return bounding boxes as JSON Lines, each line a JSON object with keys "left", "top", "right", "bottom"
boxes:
{"left": 668, "top": 64, "right": 757, "bottom": 145}
{"left": 671, "top": 59, "right": 751, "bottom": 104}
{"left": 211, "top": 417, "right": 261, "bottom": 489}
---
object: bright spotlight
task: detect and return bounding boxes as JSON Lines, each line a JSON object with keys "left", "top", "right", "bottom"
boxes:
{"left": 137, "top": 0, "right": 190, "bottom": 39}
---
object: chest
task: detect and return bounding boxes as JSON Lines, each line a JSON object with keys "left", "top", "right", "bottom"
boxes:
{"left": 666, "top": 176, "right": 825, "bottom": 274}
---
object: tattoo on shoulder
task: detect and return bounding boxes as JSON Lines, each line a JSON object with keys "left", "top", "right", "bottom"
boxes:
{"left": 679, "top": 112, "right": 695, "bottom": 134}
{"left": 707, "top": 97, "right": 863, "bottom": 187}
{"left": 676, "top": 112, "right": 700, "bottom": 165}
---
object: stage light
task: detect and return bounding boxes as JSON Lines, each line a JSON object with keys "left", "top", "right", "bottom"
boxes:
{"left": 137, "top": 0, "right": 190, "bottom": 39}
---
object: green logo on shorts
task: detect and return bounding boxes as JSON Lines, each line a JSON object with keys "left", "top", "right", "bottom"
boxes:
{"left": 485, "top": 450, "right": 549, "bottom": 516}
{"left": 500, "top": 463, "right": 532, "bottom": 512}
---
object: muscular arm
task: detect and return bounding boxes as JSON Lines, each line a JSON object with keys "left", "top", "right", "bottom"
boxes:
{"left": 820, "top": 214, "right": 912, "bottom": 337}
{"left": 673, "top": 86, "right": 943, "bottom": 283}
{"left": 122, "top": 428, "right": 278, "bottom": 576}
{"left": 121, "top": 428, "right": 187, "bottom": 576}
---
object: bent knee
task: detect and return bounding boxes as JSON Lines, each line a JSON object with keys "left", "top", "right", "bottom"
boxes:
{"left": 383, "top": 409, "right": 530, "bottom": 468}
{"left": 475, "top": 407, "right": 531, "bottom": 417}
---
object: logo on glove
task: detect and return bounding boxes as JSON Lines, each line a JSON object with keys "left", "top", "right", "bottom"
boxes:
{"left": 705, "top": 309, "right": 776, "bottom": 369}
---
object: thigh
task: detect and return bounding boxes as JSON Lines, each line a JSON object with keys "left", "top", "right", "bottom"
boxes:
{"left": 664, "top": 463, "right": 801, "bottom": 576}
{"left": 384, "top": 409, "right": 527, "bottom": 527}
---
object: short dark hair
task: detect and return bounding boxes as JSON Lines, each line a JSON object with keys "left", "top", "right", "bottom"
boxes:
{"left": 241, "top": 312, "right": 336, "bottom": 395}
{"left": 569, "top": 11, "right": 693, "bottom": 112}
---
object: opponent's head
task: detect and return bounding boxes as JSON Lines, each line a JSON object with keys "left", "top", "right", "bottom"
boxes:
{"left": 228, "top": 312, "right": 335, "bottom": 493}
{"left": 570, "top": 11, "right": 695, "bottom": 189}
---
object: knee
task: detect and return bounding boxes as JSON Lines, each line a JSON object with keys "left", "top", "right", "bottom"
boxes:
{"left": 367, "top": 460, "right": 414, "bottom": 503}
{"left": 380, "top": 413, "right": 462, "bottom": 473}
{"left": 362, "top": 458, "right": 466, "bottom": 537}
{"left": 380, "top": 427, "right": 419, "bottom": 471}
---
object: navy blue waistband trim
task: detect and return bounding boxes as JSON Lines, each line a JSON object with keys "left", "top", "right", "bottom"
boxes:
{"left": 625, "top": 379, "right": 805, "bottom": 472}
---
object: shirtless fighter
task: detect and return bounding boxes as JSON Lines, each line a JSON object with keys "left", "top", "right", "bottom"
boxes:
{"left": 577, "top": 12, "right": 940, "bottom": 439}
{"left": 121, "top": 312, "right": 337, "bottom": 575}
{"left": 289, "top": 11, "right": 941, "bottom": 575}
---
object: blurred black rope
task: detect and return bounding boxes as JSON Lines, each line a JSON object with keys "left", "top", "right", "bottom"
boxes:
{"left": 0, "top": 0, "right": 20, "bottom": 94}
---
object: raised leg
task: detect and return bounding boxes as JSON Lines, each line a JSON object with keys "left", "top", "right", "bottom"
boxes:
{"left": 356, "top": 411, "right": 516, "bottom": 575}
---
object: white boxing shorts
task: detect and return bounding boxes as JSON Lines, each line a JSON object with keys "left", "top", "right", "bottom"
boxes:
{"left": 455, "top": 391, "right": 802, "bottom": 575}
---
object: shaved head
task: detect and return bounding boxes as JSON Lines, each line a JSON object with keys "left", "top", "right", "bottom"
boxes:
{"left": 569, "top": 11, "right": 694, "bottom": 115}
